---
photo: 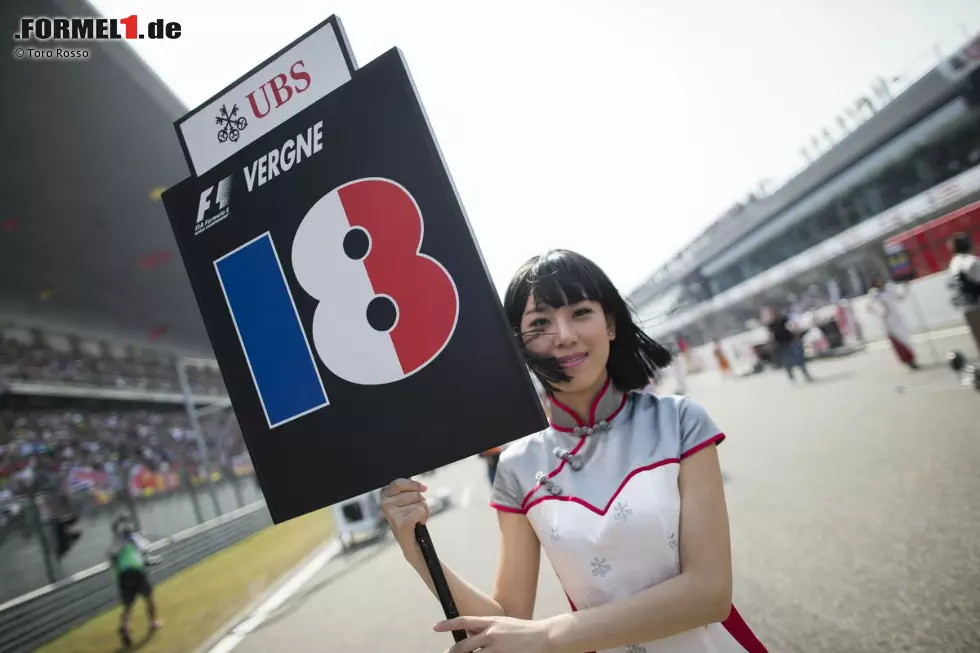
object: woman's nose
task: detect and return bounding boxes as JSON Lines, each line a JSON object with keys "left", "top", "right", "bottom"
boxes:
{"left": 553, "top": 316, "right": 576, "bottom": 345}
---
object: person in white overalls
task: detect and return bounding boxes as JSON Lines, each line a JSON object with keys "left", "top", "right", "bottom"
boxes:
{"left": 382, "top": 250, "right": 768, "bottom": 653}
{"left": 867, "top": 274, "right": 919, "bottom": 370}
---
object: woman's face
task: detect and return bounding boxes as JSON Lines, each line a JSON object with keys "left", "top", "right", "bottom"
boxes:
{"left": 520, "top": 294, "right": 614, "bottom": 395}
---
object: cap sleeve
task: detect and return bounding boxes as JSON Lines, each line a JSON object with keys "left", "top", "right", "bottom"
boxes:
{"left": 489, "top": 454, "right": 526, "bottom": 514}
{"left": 678, "top": 397, "right": 725, "bottom": 458}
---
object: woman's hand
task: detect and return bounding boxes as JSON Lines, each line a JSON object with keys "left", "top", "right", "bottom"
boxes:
{"left": 434, "top": 615, "right": 555, "bottom": 653}
{"left": 379, "top": 477, "right": 430, "bottom": 548}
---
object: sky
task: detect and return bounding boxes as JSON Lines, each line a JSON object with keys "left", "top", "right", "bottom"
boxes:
{"left": 91, "top": 0, "right": 980, "bottom": 298}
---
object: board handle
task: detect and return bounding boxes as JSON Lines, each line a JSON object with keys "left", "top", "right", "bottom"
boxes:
{"left": 414, "top": 523, "right": 468, "bottom": 643}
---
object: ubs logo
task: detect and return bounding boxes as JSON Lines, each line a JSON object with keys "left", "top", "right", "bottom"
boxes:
{"left": 246, "top": 60, "right": 312, "bottom": 119}
{"left": 215, "top": 104, "right": 248, "bottom": 143}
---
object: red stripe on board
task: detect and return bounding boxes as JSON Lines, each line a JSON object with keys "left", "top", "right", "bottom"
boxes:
{"left": 337, "top": 179, "right": 458, "bottom": 376}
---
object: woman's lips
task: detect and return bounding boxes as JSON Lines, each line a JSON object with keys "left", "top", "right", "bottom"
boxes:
{"left": 557, "top": 353, "right": 588, "bottom": 368}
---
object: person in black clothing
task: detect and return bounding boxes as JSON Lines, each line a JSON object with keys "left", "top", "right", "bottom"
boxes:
{"left": 761, "top": 306, "right": 813, "bottom": 383}
{"left": 948, "top": 232, "right": 980, "bottom": 308}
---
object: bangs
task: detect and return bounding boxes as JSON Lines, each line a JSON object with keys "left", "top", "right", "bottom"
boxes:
{"left": 514, "top": 251, "right": 610, "bottom": 318}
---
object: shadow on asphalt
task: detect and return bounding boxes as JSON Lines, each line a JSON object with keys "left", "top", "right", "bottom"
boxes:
{"left": 806, "top": 371, "right": 857, "bottom": 384}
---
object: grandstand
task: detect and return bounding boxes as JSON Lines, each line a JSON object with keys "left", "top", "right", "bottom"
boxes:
{"left": 629, "top": 30, "right": 980, "bottom": 350}
{"left": 0, "top": 0, "right": 258, "bottom": 607}
{"left": 0, "top": 320, "right": 257, "bottom": 603}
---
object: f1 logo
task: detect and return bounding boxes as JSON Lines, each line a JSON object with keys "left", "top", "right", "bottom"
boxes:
{"left": 213, "top": 178, "right": 459, "bottom": 428}
{"left": 197, "top": 176, "right": 233, "bottom": 225}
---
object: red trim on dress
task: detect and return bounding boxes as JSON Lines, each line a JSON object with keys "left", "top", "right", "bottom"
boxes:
{"left": 493, "top": 431, "right": 765, "bottom": 651}
{"left": 525, "top": 457, "right": 681, "bottom": 514}
{"left": 548, "top": 376, "right": 611, "bottom": 432}
{"left": 521, "top": 432, "right": 725, "bottom": 514}
{"left": 722, "top": 604, "right": 769, "bottom": 652}
{"left": 488, "top": 502, "right": 525, "bottom": 514}
{"left": 518, "top": 391, "right": 628, "bottom": 509}
{"left": 518, "top": 435, "right": 589, "bottom": 509}
{"left": 563, "top": 597, "right": 765, "bottom": 652}
{"left": 681, "top": 432, "right": 726, "bottom": 459}
{"left": 493, "top": 432, "right": 726, "bottom": 515}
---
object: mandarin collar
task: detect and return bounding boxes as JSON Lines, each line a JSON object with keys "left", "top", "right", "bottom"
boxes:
{"left": 547, "top": 378, "right": 627, "bottom": 436}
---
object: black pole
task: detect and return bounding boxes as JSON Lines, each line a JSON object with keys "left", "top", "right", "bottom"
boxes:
{"left": 414, "top": 523, "right": 467, "bottom": 643}
{"left": 27, "top": 493, "right": 59, "bottom": 584}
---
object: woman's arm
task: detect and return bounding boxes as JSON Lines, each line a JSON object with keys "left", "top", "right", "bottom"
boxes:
{"left": 544, "top": 444, "right": 732, "bottom": 652}
{"left": 404, "top": 510, "right": 541, "bottom": 619}
{"left": 492, "top": 510, "right": 542, "bottom": 619}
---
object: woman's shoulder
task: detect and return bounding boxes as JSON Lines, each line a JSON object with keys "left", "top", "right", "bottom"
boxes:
{"left": 625, "top": 390, "right": 724, "bottom": 456}
{"left": 490, "top": 430, "right": 561, "bottom": 512}
{"left": 497, "top": 428, "right": 557, "bottom": 469}
{"left": 626, "top": 389, "right": 702, "bottom": 419}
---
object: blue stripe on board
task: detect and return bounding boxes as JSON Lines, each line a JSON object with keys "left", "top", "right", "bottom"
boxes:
{"left": 215, "top": 233, "right": 328, "bottom": 427}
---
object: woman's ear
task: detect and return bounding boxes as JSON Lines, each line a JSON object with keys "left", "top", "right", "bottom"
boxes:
{"left": 606, "top": 314, "right": 616, "bottom": 341}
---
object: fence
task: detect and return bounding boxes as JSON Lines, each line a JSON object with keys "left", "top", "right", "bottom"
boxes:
{"left": 0, "top": 473, "right": 265, "bottom": 603}
{"left": 0, "top": 500, "right": 272, "bottom": 653}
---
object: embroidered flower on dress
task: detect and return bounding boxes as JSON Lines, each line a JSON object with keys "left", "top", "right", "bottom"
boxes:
{"left": 668, "top": 532, "right": 678, "bottom": 550}
{"left": 550, "top": 525, "right": 560, "bottom": 542}
{"left": 612, "top": 501, "right": 633, "bottom": 522}
{"left": 626, "top": 645, "right": 648, "bottom": 653}
{"left": 591, "top": 557, "right": 612, "bottom": 577}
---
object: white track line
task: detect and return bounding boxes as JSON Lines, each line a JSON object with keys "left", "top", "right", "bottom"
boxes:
{"left": 206, "top": 538, "right": 343, "bottom": 653}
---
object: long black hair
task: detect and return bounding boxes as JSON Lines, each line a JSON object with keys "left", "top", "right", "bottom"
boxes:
{"left": 503, "top": 249, "right": 673, "bottom": 394}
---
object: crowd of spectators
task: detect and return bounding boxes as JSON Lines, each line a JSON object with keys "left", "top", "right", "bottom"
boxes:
{"left": 0, "top": 408, "right": 250, "bottom": 503}
{"left": 0, "top": 329, "right": 226, "bottom": 396}
{"left": 0, "top": 325, "right": 248, "bottom": 515}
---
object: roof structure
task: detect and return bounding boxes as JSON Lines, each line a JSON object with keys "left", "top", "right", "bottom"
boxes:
{"left": 627, "top": 34, "right": 978, "bottom": 307}
{"left": 1, "top": 0, "right": 216, "bottom": 356}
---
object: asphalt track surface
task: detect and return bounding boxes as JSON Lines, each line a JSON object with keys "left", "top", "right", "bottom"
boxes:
{"left": 229, "top": 331, "right": 980, "bottom": 653}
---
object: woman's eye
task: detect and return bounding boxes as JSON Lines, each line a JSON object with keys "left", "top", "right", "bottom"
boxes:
{"left": 573, "top": 307, "right": 593, "bottom": 318}
{"left": 529, "top": 318, "right": 549, "bottom": 329}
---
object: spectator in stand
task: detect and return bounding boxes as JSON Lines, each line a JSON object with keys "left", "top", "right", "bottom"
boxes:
{"left": 0, "top": 407, "right": 251, "bottom": 500}
{"left": 0, "top": 327, "right": 226, "bottom": 395}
